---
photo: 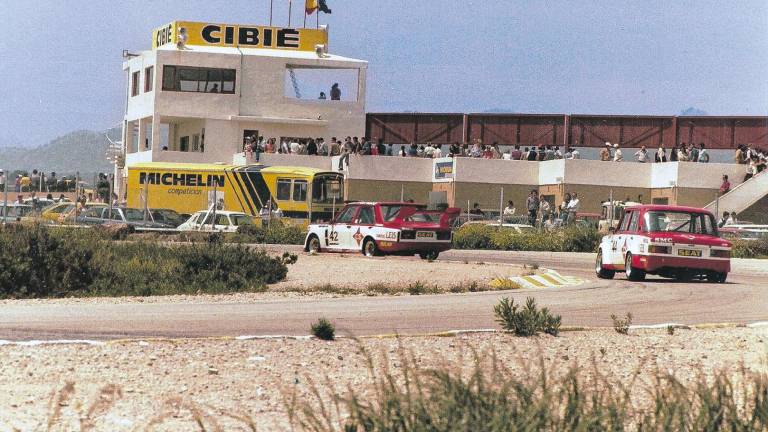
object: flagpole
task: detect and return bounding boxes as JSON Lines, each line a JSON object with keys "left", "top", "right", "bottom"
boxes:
{"left": 303, "top": 8, "right": 308, "bottom": 28}
{"left": 269, "top": 0, "right": 273, "bottom": 26}
{"left": 288, "top": 0, "right": 292, "bottom": 27}
{"left": 316, "top": 9, "right": 319, "bottom": 28}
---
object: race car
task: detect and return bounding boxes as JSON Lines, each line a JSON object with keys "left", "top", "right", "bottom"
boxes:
{"left": 595, "top": 205, "right": 731, "bottom": 282}
{"left": 304, "top": 202, "right": 460, "bottom": 259}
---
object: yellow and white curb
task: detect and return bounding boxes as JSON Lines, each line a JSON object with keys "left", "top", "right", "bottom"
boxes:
{"left": 496, "top": 270, "right": 585, "bottom": 289}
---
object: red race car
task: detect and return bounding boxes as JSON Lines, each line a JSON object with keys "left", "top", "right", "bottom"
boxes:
{"left": 596, "top": 205, "right": 732, "bottom": 282}
{"left": 304, "top": 202, "right": 460, "bottom": 259}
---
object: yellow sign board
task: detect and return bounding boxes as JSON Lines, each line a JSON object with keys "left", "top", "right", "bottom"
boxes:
{"left": 152, "top": 21, "right": 328, "bottom": 52}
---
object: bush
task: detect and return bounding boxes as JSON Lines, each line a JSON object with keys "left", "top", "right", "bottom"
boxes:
{"left": 235, "top": 220, "right": 304, "bottom": 245}
{"left": 493, "top": 297, "right": 561, "bottom": 336}
{"left": 732, "top": 237, "right": 768, "bottom": 259}
{"left": 453, "top": 224, "right": 600, "bottom": 253}
{"left": 311, "top": 317, "right": 335, "bottom": 340}
{"left": 611, "top": 312, "right": 633, "bottom": 335}
{"left": 0, "top": 224, "right": 290, "bottom": 299}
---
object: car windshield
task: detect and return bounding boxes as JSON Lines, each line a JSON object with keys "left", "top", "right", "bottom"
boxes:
{"left": 231, "top": 215, "right": 253, "bottom": 226}
{"left": 123, "top": 208, "right": 146, "bottom": 222}
{"left": 644, "top": 211, "right": 717, "bottom": 236}
{"left": 151, "top": 209, "right": 185, "bottom": 226}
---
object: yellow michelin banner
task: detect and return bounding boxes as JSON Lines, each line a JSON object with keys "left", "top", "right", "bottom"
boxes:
{"left": 152, "top": 21, "right": 328, "bottom": 51}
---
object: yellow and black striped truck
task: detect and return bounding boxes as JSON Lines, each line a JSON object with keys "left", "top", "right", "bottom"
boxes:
{"left": 126, "top": 163, "right": 344, "bottom": 222}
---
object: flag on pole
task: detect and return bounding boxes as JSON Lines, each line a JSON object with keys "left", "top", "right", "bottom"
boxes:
{"left": 318, "top": 0, "right": 332, "bottom": 13}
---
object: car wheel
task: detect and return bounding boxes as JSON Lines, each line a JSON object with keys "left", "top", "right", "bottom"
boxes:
{"left": 363, "top": 238, "right": 379, "bottom": 257}
{"left": 707, "top": 272, "right": 727, "bottom": 283}
{"left": 625, "top": 253, "right": 645, "bottom": 281}
{"left": 306, "top": 235, "right": 321, "bottom": 253}
{"left": 419, "top": 251, "right": 439, "bottom": 260}
{"left": 595, "top": 249, "right": 615, "bottom": 279}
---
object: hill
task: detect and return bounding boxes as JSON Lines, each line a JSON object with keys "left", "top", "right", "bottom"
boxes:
{"left": 0, "top": 128, "right": 120, "bottom": 176}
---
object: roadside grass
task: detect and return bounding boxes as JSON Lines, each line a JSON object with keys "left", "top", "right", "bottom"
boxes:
{"left": 287, "top": 344, "right": 768, "bottom": 432}
{"left": 0, "top": 224, "right": 292, "bottom": 299}
{"left": 303, "top": 279, "right": 520, "bottom": 296}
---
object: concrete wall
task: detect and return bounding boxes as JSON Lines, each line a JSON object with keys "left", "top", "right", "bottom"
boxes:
{"left": 347, "top": 155, "right": 433, "bottom": 182}
{"left": 453, "top": 183, "right": 536, "bottom": 213}
{"left": 259, "top": 153, "right": 334, "bottom": 170}
{"left": 564, "top": 160, "right": 650, "bottom": 188}
{"left": 347, "top": 180, "right": 432, "bottom": 203}
{"left": 124, "top": 52, "right": 157, "bottom": 121}
{"left": 455, "top": 158, "right": 539, "bottom": 185}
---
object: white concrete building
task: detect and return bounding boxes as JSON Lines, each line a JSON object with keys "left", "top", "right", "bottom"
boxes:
{"left": 118, "top": 20, "right": 367, "bottom": 195}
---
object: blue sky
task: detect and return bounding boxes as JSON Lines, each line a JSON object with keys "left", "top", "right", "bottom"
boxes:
{"left": 1, "top": 0, "right": 766, "bottom": 147}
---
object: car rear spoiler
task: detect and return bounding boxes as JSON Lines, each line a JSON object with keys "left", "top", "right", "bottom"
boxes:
{"left": 440, "top": 207, "right": 461, "bottom": 227}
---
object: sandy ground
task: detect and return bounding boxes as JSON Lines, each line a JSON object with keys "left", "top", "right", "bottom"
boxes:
{"left": 0, "top": 253, "right": 525, "bottom": 306}
{"left": 0, "top": 327, "right": 766, "bottom": 431}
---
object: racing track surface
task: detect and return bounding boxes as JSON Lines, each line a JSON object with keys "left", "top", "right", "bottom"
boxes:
{"left": 0, "top": 250, "right": 766, "bottom": 341}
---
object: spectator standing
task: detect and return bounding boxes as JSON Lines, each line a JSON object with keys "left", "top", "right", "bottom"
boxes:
{"left": 613, "top": 144, "right": 623, "bottom": 162}
{"left": 449, "top": 142, "right": 461, "bottom": 157}
{"left": 544, "top": 146, "right": 555, "bottom": 160}
{"left": 386, "top": 143, "right": 394, "bottom": 156}
{"left": 502, "top": 200, "right": 515, "bottom": 222}
{"left": 560, "top": 193, "right": 571, "bottom": 224}
{"left": 689, "top": 143, "right": 699, "bottom": 162}
{"left": 526, "top": 190, "right": 539, "bottom": 226}
{"left": 510, "top": 145, "right": 522, "bottom": 160}
{"left": 677, "top": 144, "right": 689, "bottom": 162}
{"left": 734, "top": 145, "right": 746, "bottom": 164}
{"left": 537, "top": 145, "right": 547, "bottom": 161}
{"left": 730, "top": 212, "right": 738, "bottom": 224}
{"left": 470, "top": 140, "right": 483, "bottom": 158}
{"left": 482, "top": 146, "right": 494, "bottom": 159}
{"left": 307, "top": 139, "right": 318, "bottom": 155}
{"left": 570, "top": 147, "right": 581, "bottom": 159}
{"left": 566, "top": 192, "right": 580, "bottom": 223}
{"left": 538, "top": 195, "right": 551, "bottom": 225}
{"left": 698, "top": 143, "right": 709, "bottom": 163}
{"left": 719, "top": 175, "right": 731, "bottom": 194}
{"left": 408, "top": 142, "right": 418, "bottom": 157}
{"left": 744, "top": 157, "right": 758, "bottom": 182}
{"left": 30, "top": 170, "right": 40, "bottom": 191}
{"left": 655, "top": 146, "right": 667, "bottom": 163}
{"left": 377, "top": 138, "right": 386, "bottom": 156}
{"left": 361, "top": 138, "right": 372, "bottom": 155}
{"left": 20, "top": 174, "right": 31, "bottom": 192}
{"left": 718, "top": 211, "right": 730, "bottom": 228}
{"left": 330, "top": 138, "right": 341, "bottom": 156}
{"left": 554, "top": 146, "right": 563, "bottom": 159}
{"left": 634, "top": 146, "right": 648, "bottom": 163}
{"left": 423, "top": 143, "right": 435, "bottom": 158}
{"left": 330, "top": 83, "right": 341, "bottom": 100}
{"left": 600, "top": 143, "right": 612, "bottom": 161}
{"left": 398, "top": 145, "right": 407, "bottom": 157}
{"left": 317, "top": 138, "right": 327, "bottom": 156}
{"left": 526, "top": 147, "right": 537, "bottom": 161}
{"left": 669, "top": 144, "right": 678, "bottom": 162}
{"left": 433, "top": 144, "right": 443, "bottom": 158}
{"left": 491, "top": 142, "right": 502, "bottom": 159}
{"left": 469, "top": 203, "right": 485, "bottom": 217}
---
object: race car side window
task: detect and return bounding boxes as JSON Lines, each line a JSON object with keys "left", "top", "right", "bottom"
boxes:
{"left": 335, "top": 206, "right": 357, "bottom": 224}
{"left": 357, "top": 206, "right": 375, "bottom": 225}
{"left": 618, "top": 211, "right": 632, "bottom": 232}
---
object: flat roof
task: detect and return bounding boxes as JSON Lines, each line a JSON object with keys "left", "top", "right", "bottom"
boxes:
{"left": 156, "top": 44, "right": 367, "bottom": 64}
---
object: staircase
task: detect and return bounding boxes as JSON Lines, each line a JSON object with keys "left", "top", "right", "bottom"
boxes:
{"left": 704, "top": 172, "right": 768, "bottom": 219}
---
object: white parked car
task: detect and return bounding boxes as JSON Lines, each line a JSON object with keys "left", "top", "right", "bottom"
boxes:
{"left": 177, "top": 210, "right": 254, "bottom": 233}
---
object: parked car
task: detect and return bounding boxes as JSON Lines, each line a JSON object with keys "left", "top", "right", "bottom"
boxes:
{"left": 304, "top": 202, "right": 460, "bottom": 259}
{"left": 596, "top": 205, "right": 731, "bottom": 282}
{"left": 177, "top": 210, "right": 254, "bottom": 232}
{"left": 40, "top": 202, "right": 107, "bottom": 223}
{"left": 76, "top": 207, "right": 181, "bottom": 229}
{"left": 0, "top": 204, "right": 34, "bottom": 223}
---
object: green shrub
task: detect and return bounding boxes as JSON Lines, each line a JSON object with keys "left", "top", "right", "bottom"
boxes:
{"left": 311, "top": 317, "right": 335, "bottom": 340}
{"left": 235, "top": 220, "right": 304, "bottom": 245}
{"left": 0, "top": 224, "right": 289, "bottom": 299}
{"left": 493, "top": 296, "right": 561, "bottom": 336}
{"left": 453, "top": 224, "right": 600, "bottom": 253}
{"left": 732, "top": 237, "right": 768, "bottom": 259}
{"left": 452, "top": 224, "right": 495, "bottom": 249}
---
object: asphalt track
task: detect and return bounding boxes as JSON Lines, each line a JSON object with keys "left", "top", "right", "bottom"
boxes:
{"left": 0, "top": 249, "right": 766, "bottom": 341}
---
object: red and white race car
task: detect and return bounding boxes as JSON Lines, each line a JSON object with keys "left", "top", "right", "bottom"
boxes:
{"left": 304, "top": 202, "right": 460, "bottom": 259}
{"left": 595, "top": 205, "right": 732, "bottom": 282}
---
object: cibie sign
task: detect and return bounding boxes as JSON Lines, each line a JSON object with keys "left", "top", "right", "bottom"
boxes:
{"left": 152, "top": 21, "right": 328, "bottom": 52}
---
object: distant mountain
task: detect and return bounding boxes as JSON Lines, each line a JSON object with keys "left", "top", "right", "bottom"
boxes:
{"left": 482, "top": 108, "right": 516, "bottom": 113}
{"left": 0, "top": 128, "right": 120, "bottom": 176}
{"left": 679, "top": 107, "right": 708, "bottom": 116}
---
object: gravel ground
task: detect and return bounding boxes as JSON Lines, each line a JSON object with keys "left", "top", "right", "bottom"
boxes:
{"left": 0, "top": 253, "right": 524, "bottom": 306}
{"left": 0, "top": 327, "right": 765, "bottom": 431}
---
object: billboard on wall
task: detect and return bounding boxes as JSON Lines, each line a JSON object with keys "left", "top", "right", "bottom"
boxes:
{"left": 434, "top": 160, "right": 454, "bottom": 180}
{"left": 152, "top": 21, "right": 328, "bottom": 52}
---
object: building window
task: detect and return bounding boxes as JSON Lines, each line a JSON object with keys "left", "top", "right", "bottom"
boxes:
{"left": 192, "top": 134, "right": 200, "bottom": 152}
{"left": 180, "top": 136, "right": 189, "bottom": 152}
{"left": 131, "top": 71, "right": 140, "bottom": 97}
{"left": 162, "top": 65, "right": 236, "bottom": 94}
{"left": 276, "top": 179, "right": 292, "bottom": 201}
{"left": 144, "top": 66, "right": 154, "bottom": 92}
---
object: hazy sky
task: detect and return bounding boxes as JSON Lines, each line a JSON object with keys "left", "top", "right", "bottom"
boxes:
{"left": 1, "top": 0, "right": 767, "bottom": 147}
